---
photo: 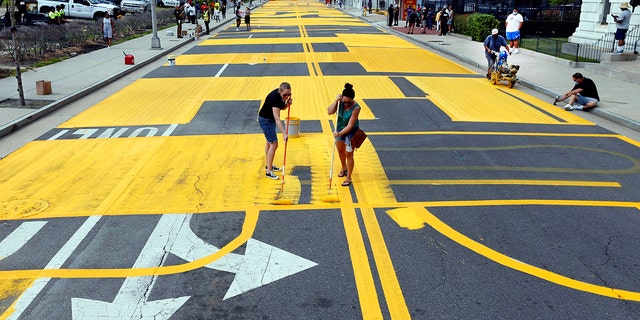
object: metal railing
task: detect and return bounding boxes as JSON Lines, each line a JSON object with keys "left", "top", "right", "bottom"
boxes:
{"left": 521, "top": 24, "right": 640, "bottom": 62}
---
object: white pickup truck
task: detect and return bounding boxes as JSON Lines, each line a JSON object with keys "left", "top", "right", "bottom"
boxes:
{"left": 38, "top": 0, "right": 121, "bottom": 19}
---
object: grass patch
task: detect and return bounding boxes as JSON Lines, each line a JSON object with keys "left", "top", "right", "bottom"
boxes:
{"left": 32, "top": 57, "right": 69, "bottom": 68}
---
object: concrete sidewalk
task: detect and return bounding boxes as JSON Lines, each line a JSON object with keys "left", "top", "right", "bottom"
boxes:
{"left": 345, "top": 8, "right": 640, "bottom": 132}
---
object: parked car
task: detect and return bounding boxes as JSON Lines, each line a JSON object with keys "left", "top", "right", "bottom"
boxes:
{"left": 38, "top": 0, "right": 121, "bottom": 19}
{"left": 120, "top": 0, "right": 151, "bottom": 12}
{"left": 157, "top": 0, "right": 179, "bottom": 7}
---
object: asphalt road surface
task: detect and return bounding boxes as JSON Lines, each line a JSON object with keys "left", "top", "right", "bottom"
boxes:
{"left": 2, "top": 1, "right": 640, "bottom": 319}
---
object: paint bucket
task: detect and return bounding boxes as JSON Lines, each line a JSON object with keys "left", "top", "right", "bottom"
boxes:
{"left": 286, "top": 117, "right": 300, "bottom": 138}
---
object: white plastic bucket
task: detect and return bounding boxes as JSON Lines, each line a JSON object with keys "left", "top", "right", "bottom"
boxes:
{"left": 168, "top": 55, "right": 176, "bottom": 66}
{"left": 286, "top": 117, "right": 300, "bottom": 138}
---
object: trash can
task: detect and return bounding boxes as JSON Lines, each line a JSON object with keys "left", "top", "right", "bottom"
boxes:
{"left": 168, "top": 55, "right": 176, "bottom": 66}
{"left": 286, "top": 117, "right": 300, "bottom": 138}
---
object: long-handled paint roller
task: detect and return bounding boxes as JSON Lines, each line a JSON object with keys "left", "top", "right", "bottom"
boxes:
{"left": 274, "top": 102, "right": 293, "bottom": 205}
{"left": 321, "top": 98, "right": 341, "bottom": 203}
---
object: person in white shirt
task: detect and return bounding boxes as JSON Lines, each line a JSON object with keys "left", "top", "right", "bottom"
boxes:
{"left": 505, "top": 8, "right": 524, "bottom": 53}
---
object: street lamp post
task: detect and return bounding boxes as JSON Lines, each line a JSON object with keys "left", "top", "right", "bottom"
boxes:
{"left": 150, "top": 0, "right": 162, "bottom": 49}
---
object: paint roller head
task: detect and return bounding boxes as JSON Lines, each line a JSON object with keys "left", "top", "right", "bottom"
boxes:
{"left": 321, "top": 195, "right": 340, "bottom": 203}
{"left": 273, "top": 199, "right": 294, "bottom": 205}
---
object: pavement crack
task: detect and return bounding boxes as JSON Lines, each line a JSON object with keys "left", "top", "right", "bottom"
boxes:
{"left": 194, "top": 175, "right": 204, "bottom": 209}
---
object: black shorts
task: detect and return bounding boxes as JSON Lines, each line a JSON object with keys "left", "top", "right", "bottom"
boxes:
{"left": 615, "top": 28, "right": 628, "bottom": 40}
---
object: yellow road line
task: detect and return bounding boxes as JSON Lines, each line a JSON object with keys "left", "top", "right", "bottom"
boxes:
{"left": 0, "top": 209, "right": 259, "bottom": 279}
{"left": 368, "top": 131, "right": 611, "bottom": 136}
{"left": 407, "top": 205, "right": 640, "bottom": 302}
{"left": 388, "top": 180, "right": 621, "bottom": 187}
{"left": 360, "top": 207, "right": 411, "bottom": 319}
{"left": 341, "top": 207, "right": 384, "bottom": 319}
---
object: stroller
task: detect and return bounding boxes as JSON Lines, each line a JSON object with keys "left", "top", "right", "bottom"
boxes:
{"left": 489, "top": 50, "right": 520, "bottom": 88}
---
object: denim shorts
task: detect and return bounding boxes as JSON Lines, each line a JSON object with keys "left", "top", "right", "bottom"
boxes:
{"left": 258, "top": 116, "right": 277, "bottom": 143}
{"left": 576, "top": 94, "right": 598, "bottom": 107}
{"left": 335, "top": 127, "right": 357, "bottom": 144}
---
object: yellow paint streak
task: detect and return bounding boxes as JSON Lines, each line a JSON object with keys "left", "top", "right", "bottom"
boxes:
{"left": 0, "top": 133, "right": 392, "bottom": 218}
{"left": 406, "top": 77, "right": 582, "bottom": 124}
{"left": 385, "top": 207, "right": 427, "bottom": 230}
{"left": 349, "top": 47, "right": 475, "bottom": 74}
{"left": 406, "top": 205, "right": 640, "bottom": 302}
{"left": 351, "top": 143, "right": 397, "bottom": 204}
{"left": 389, "top": 180, "right": 621, "bottom": 187}
{"left": 361, "top": 207, "right": 411, "bottom": 319}
{"left": 0, "top": 279, "right": 33, "bottom": 318}
{"left": 341, "top": 207, "right": 384, "bottom": 320}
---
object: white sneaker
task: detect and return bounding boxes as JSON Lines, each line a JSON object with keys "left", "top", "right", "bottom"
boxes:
{"left": 514, "top": 48, "right": 520, "bottom": 54}
{"left": 614, "top": 50, "right": 623, "bottom": 55}
{"left": 564, "top": 104, "right": 574, "bottom": 111}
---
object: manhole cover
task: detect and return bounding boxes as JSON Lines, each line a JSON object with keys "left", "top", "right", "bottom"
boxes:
{"left": 0, "top": 199, "right": 50, "bottom": 219}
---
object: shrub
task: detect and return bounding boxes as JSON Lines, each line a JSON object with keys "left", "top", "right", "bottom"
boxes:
{"left": 462, "top": 13, "right": 500, "bottom": 42}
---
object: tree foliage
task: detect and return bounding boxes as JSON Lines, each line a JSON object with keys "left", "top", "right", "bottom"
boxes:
{"left": 459, "top": 13, "right": 501, "bottom": 41}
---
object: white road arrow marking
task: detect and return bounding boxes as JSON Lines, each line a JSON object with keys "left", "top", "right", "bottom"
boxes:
{"left": 169, "top": 214, "right": 318, "bottom": 300}
{"left": 71, "top": 212, "right": 317, "bottom": 318}
{"left": 0, "top": 221, "right": 47, "bottom": 260}
{"left": 71, "top": 214, "right": 190, "bottom": 320}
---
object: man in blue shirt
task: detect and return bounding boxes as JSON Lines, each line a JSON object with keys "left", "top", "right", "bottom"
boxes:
{"left": 483, "top": 28, "right": 511, "bottom": 79}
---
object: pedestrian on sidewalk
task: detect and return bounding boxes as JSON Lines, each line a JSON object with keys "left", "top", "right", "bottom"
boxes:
{"left": 555, "top": 73, "right": 600, "bottom": 111}
{"left": 258, "top": 82, "right": 293, "bottom": 180}
{"left": 203, "top": 4, "right": 210, "bottom": 34}
{"left": 404, "top": 5, "right": 412, "bottom": 27}
{"left": 102, "top": 12, "right": 115, "bottom": 48}
{"left": 221, "top": 2, "right": 226, "bottom": 19}
{"left": 420, "top": 7, "right": 428, "bottom": 33}
{"left": 426, "top": 7, "right": 433, "bottom": 30}
{"left": 435, "top": 7, "right": 441, "bottom": 33}
{"left": 174, "top": 5, "right": 185, "bottom": 38}
{"left": 505, "top": 7, "right": 523, "bottom": 53}
{"left": 327, "top": 83, "right": 361, "bottom": 187}
{"left": 483, "top": 28, "right": 510, "bottom": 79}
{"left": 407, "top": 9, "right": 418, "bottom": 34}
{"left": 387, "top": 3, "right": 394, "bottom": 26}
{"left": 446, "top": 5, "right": 454, "bottom": 32}
{"left": 438, "top": 7, "right": 449, "bottom": 35}
{"left": 611, "top": 2, "right": 632, "bottom": 54}
{"left": 393, "top": 3, "right": 399, "bottom": 25}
